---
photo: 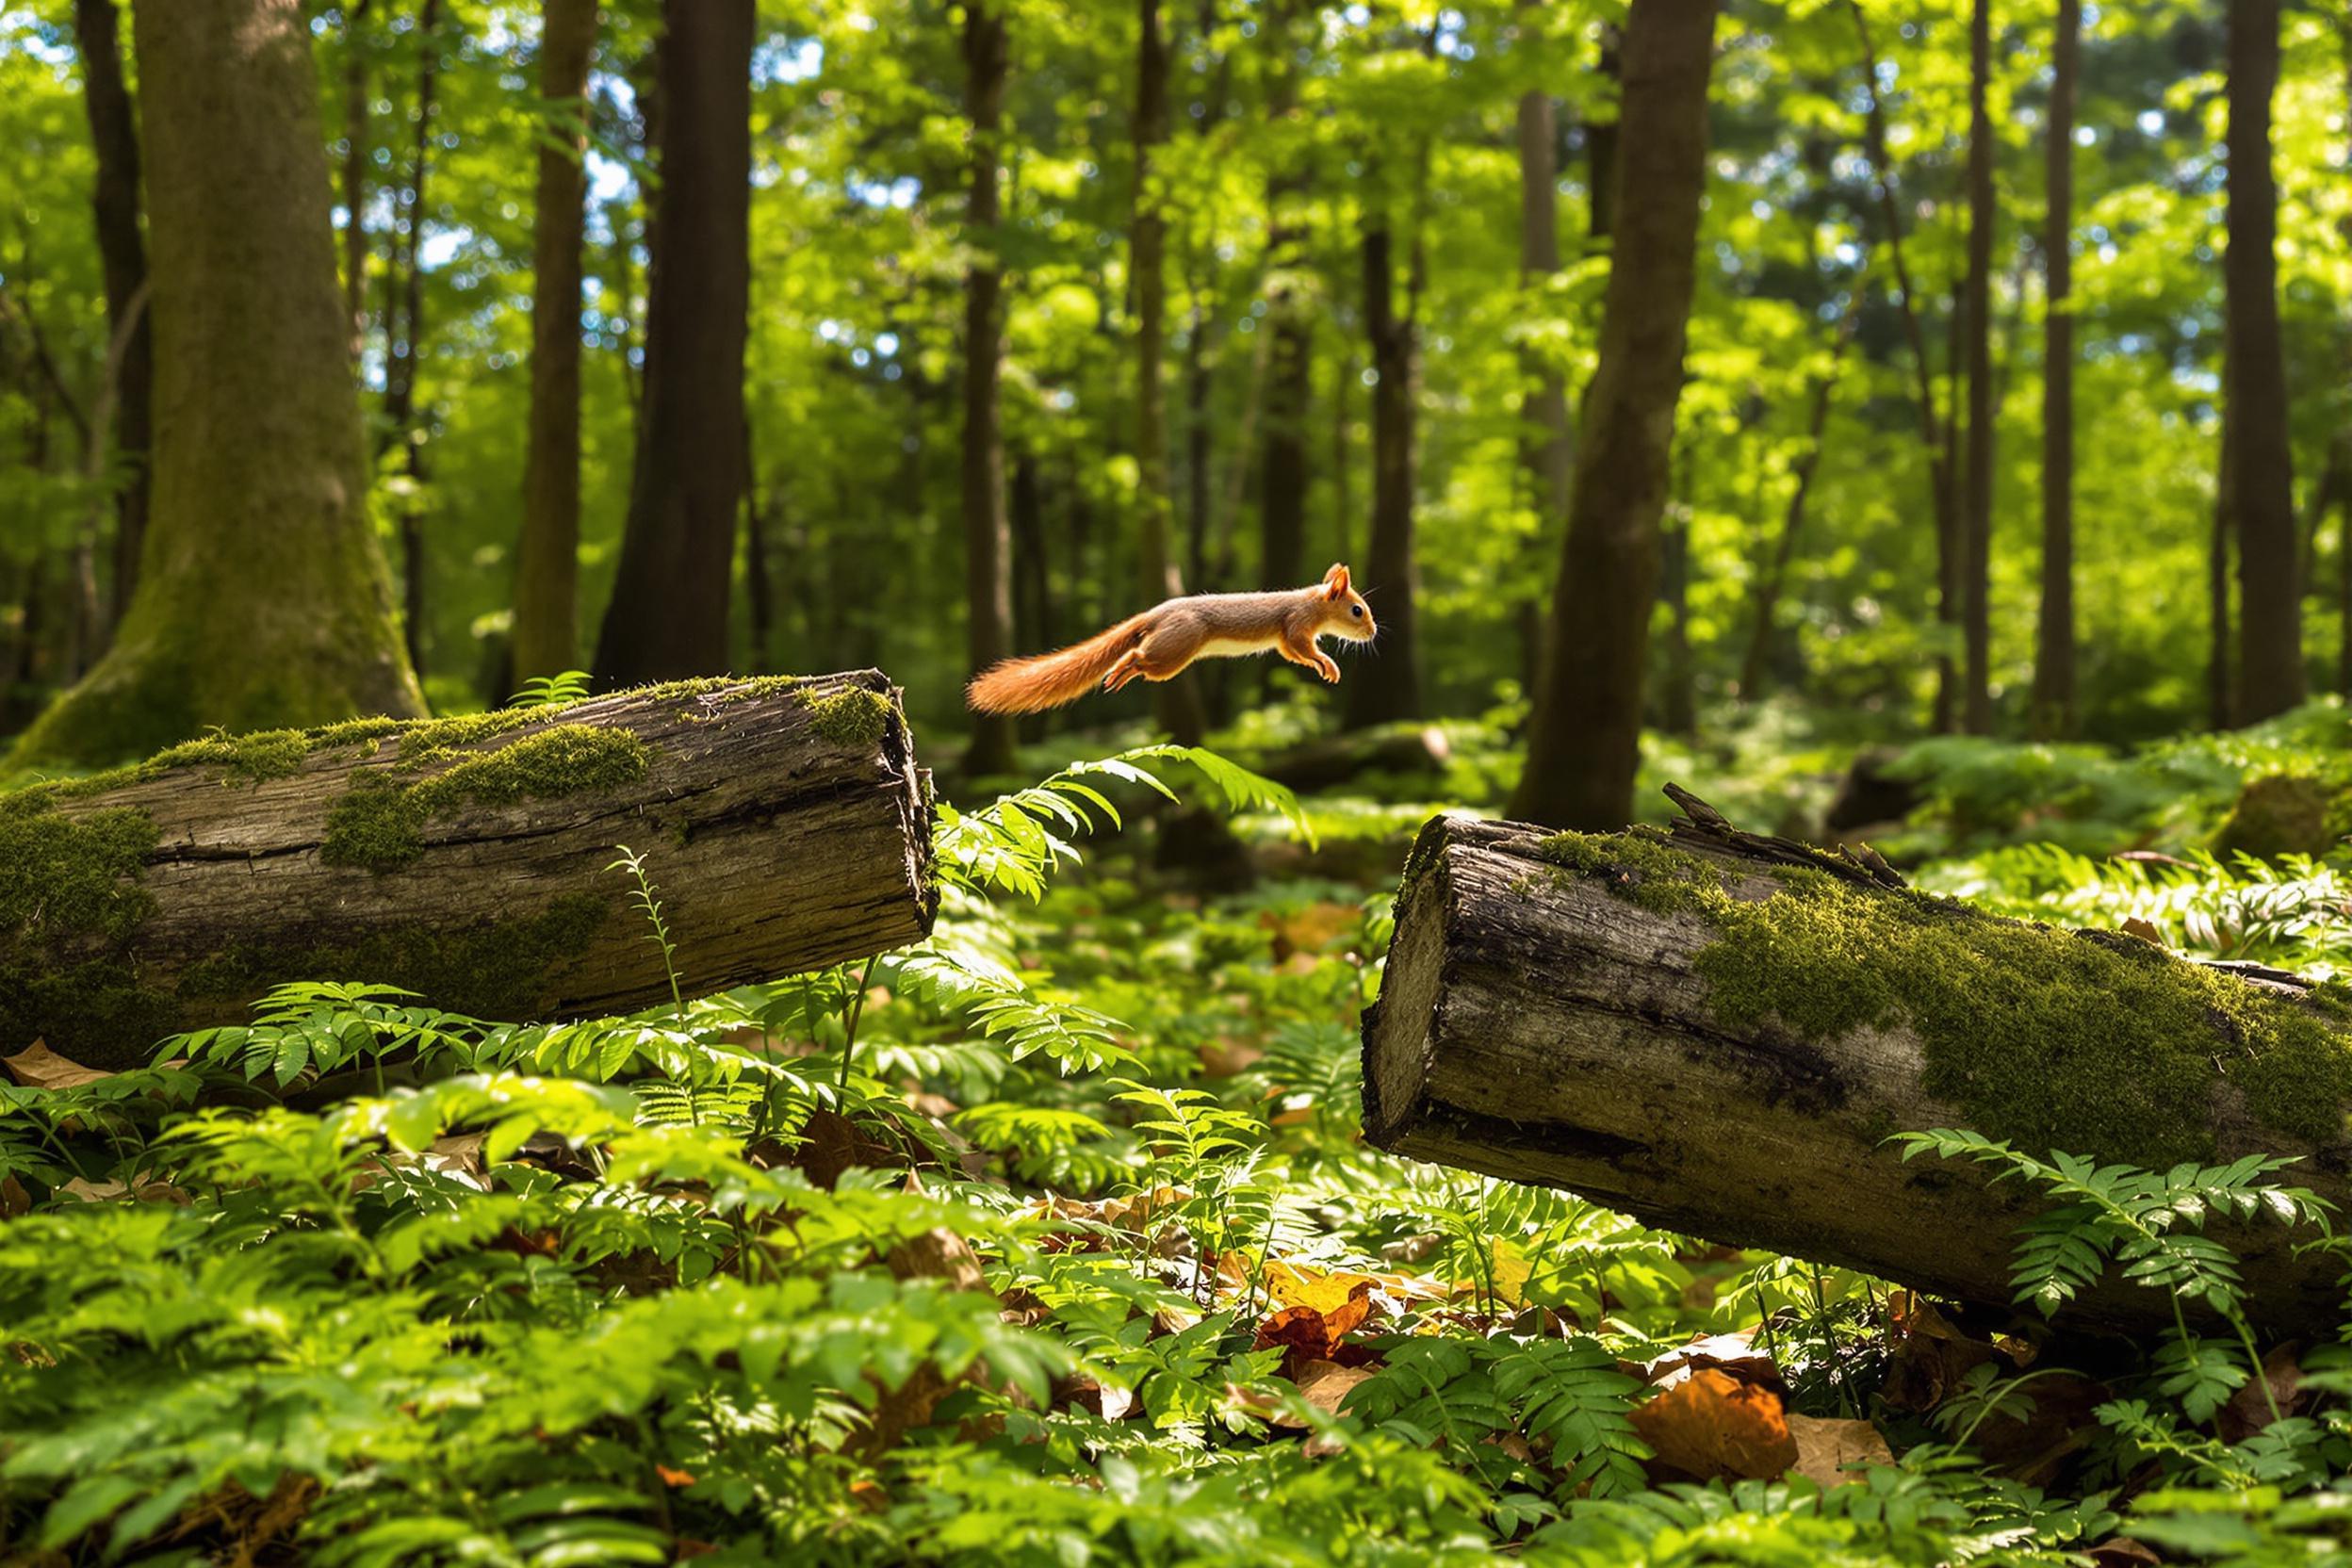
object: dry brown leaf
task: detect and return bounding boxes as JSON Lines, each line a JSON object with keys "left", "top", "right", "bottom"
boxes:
{"left": 654, "top": 1464, "right": 696, "bottom": 1489}
{"left": 1881, "top": 1297, "right": 2001, "bottom": 1413}
{"left": 3, "top": 1040, "right": 111, "bottom": 1089}
{"left": 2118, "top": 917, "right": 2165, "bottom": 947}
{"left": 1644, "top": 1330, "right": 1783, "bottom": 1391}
{"left": 886, "top": 1226, "right": 986, "bottom": 1294}
{"left": 1254, "top": 1282, "right": 1377, "bottom": 1377}
{"left": 1787, "top": 1413, "right": 1894, "bottom": 1490}
{"left": 1627, "top": 1367, "right": 1799, "bottom": 1482}
{"left": 1972, "top": 1370, "right": 2110, "bottom": 1485}
{"left": 1198, "top": 1037, "right": 1264, "bottom": 1077}
{"left": 2085, "top": 1538, "right": 2162, "bottom": 1567}
{"left": 2218, "top": 1342, "right": 2305, "bottom": 1442}
{"left": 1260, "top": 901, "right": 1358, "bottom": 961}
{"left": 0, "top": 1174, "right": 26, "bottom": 1217}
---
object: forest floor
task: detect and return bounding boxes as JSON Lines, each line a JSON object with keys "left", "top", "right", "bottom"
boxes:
{"left": 6, "top": 698, "right": 2352, "bottom": 1564}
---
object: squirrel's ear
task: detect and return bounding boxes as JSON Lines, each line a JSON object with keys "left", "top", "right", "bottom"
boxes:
{"left": 1322, "top": 564, "right": 1351, "bottom": 597}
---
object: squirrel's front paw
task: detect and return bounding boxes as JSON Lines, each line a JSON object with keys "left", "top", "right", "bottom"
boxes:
{"left": 1317, "top": 662, "right": 1341, "bottom": 683}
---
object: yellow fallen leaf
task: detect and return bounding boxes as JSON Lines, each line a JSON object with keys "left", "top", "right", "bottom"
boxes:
{"left": 1787, "top": 1413, "right": 1893, "bottom": 1489}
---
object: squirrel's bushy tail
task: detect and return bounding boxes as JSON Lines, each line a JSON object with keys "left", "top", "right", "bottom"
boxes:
{"left": 967, "top": 616, "right": 1146, "bottom": 714}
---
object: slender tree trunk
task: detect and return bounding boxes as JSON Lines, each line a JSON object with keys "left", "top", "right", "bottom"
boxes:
{"left": 742, "top": 420, "right": 775, "bottom": 675}
{"left": 2213, "top": 420, "right": 2237, "bottom": 729}
{"left": 1849, "top": 2, "right": 1958, "bottom": 739}
{"left": 512, "top": 0, "right": 597, "bottom": 687}
{"left": 589, "top": 0, "right": 752, "bottom": 685}
{"left": 1331, "top": 335, "right": 1355, "bottom": 569}
{"left": 1259, "top": 3, "right": 1310, "bottom": 601}
{"left": 1957, "top": 0, "right": 1996, "bottom": 735}
{"left": 379, "top": 0, "right": 442, "bottom": 680}
{"left": 1659, "top": 482, "right": 1696, "bottom": 735}
{"left": 2032, "top": 0, "right": 2079, "bottom": 738}
{"left": 12, "top": 0, "right": 424, "bottom": 768}
{"left": 1011, "top": 449, "right": 1050, "bottom": 654}
{"left": 2228, "top": 0, "right": 2303, "bottom": 722}
{"left": 1509, "top": 1, "right": 1718, "bottom": 827}
{"left": 341, "top": 0, "right": 372, "bottom": 362}
{"left": 1134, "top": 0, "right": 1206, "bottom": 743}
{"left": 1514, "top": 0, "right": 1573, "bottom": 665}
{"left": 1342, "top": 169, "right": 1429, "bottom": 730}
{"left": 961, "top": 0, "right": 1019, "bottom": 775}
{"left": 1739, "top": 302, "right": 1857, "bottom": 701}
{"left": 71, "top": 0, "right": 152, "bottom": 632}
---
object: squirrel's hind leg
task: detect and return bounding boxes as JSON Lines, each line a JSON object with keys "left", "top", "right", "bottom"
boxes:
{"left": 1102, "top": 649, "right": 1146, "bottom": 692}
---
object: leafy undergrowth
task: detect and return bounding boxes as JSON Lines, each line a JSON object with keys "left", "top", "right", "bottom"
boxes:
{"left": 5, "top": 744, "right": 2352, "bottom": 1565}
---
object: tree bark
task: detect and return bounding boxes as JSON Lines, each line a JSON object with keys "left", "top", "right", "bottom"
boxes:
{"left": 1510, "top": 1, "right": 1717, "bottom": 828}
{"left": 382, "top": 0, "right": 442, "bottom": 679}
{"left": 1515, "top": 0, "right": 1573, "bottom": 561}
{"left": 1248, "top": 724, "right": 1448, "bottom": 792}
{"left": 340, "top": 0, "right": 372, "bottom": 362}
{"left": 590, "top": 0, "right": 751, "bottom": 686}
{"left": 1259, "top": 4, "right": 1310, "bottom": 602}
{"left": 1133, "top": 0, "right": 1207, "bottom": 744}
{"left": 2, "top": 673, "right": 933, "bottom": 1070}
{"left": 2227, "top": 0, "right": 2303, "bottom": 722}
{"left": 512, "top": 0, "right": 598, "bottom": 687}
{"left": 70, "top": 0, "right": 152, "bottom": 632}
{"left": 1342, "top": 205, "right": 1425, "bottom": 728}
{"left": 1848, "top": 3, "right": 1959, "bottom": 740}
{"left": 1364, "top": 810, "right": 2352, "bottom": 1335}
{"left": 10, "top": 0, "right": 424, "bottom": 771}
{"left": 2032, "top": 0, "right": 2079, "bottom": 739}
{"left": 2213, "top": 422, "right": 2237, "bottom": 730}
{"left": 1958, "top": 0, "right": 1996, "bottom": 736}
{"left": 959, "top": 0, "right": 1020, "bottom": 776}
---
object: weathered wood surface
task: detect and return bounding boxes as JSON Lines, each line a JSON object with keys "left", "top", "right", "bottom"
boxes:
{"left": 6, "top": 672, "right": 935, "bottom": 1067}
{"left": 1363, "top": 808, "right": 2352, "bottom": 1334}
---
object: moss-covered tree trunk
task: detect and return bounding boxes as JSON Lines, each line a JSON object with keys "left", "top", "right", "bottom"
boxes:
{"left": 10, "top": 0, "right": 425, "bottom": 770}
{"left": 1365, "top": 807, "right": 2352, "bottom": 1334}
{"left": 1, "top": 673, "right": 934, "bottom": 1070}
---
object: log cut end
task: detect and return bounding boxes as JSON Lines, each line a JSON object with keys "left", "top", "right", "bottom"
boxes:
{"left": 1364, "top": 805, "right": 2352, "bottom": 1333}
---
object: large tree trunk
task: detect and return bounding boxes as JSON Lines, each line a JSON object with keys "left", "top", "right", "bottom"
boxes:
{"left": 512, "top": 0, "right": 599, "bottom": 687}
{"left": 71, "top": 0, "right": 153, "bottom": 632}
{"left": 1510, "top": 2, "right": 1717, "bottom": 828}
{"left": 590, "top": 0, "right": 751, "bottom": 686}
{"left": 2228, "top": 0, "right": 2303, "bottom": 723}
{"left": 1364, "top": 809, "right": 2352, "bottom": 1334}
{"left": 961, "top": 0, "right": 1021, "bottom": 776}
{"left": 2, "top": 673, "right": 933, "bottom": 1070}
{"left": 2032, "top": 0, "right": 2079, "bottom": 739}
{"left": 1342, "top": 204, "right": 1426, "bottom": 729}
{"left": 10, "top": 0, "right": 425, "bottom": 771}
{"left": 1958, "top": 0, "right": 1996, "bottom": 736}
{"left": 340, "top": 0, "right": 372, "bottom": 362}
{"left": 1132, "top": 0, "right": 1207, "bottom": 745}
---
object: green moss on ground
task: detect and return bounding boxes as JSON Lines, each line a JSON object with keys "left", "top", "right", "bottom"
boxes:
{"left": 800, "top": 684, "right": 892, "bottom": 747}
{"left": 1547, "top": 828, "right": 2352, "bottom": 1167}
{"left": 176, "top": 892, "right": 610, "bottom": 1018}
{"left": 321, "top": 724, "right": 653, "bottom": 872}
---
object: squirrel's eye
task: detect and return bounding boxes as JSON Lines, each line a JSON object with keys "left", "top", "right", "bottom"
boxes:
{"left": 1350, "top": 605, "right": 1364, "bottom": 618}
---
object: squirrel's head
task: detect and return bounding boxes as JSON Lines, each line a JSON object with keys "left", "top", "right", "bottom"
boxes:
{"left": 1316, "top": 564, "right": 1377, "bottom": 643}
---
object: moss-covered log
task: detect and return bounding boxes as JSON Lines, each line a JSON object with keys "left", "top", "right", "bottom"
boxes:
{"left": 3, "top": 672, "right": 935, "bottom": 1068}
{"left": 1364, "top": 806, "right": 2352, "bottom": 1334}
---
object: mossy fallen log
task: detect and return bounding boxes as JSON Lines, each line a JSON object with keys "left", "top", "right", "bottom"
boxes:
{"left": 2, "top": 672, "right": 935, "bottom": 1068}
{"left": 1363, "top": 803, "right": 2352, "bottom": 1334}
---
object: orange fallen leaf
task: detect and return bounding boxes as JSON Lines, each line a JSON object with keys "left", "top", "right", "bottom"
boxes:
{"left": 1627, "top": 1367, "right": 1798, "bottom": 1482}
{"left": 654, "top": 1464, "right": 696, "bottom": 1488}
{"left": 1787, "top": 1413, "right": 1893, "bottom": 1490}
{"left": 1262, "top": 1260, "right": 1383, "bottom": 1315}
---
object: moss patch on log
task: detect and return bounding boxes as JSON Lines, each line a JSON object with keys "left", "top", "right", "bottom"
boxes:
{"left": 175, "top": 891, "right": 611, "bottom": 1018}
{"left": 799, "top": 685, "right": 893, "bottom": 747}
{"left": 1544, "top": 828, "right": 2352, "bottom": 1167}
{"left": 321, "top": 724, "right": 653, "bottom": 872}
{"left": 0, "top": 795, "right": 172, "bottom": 1061}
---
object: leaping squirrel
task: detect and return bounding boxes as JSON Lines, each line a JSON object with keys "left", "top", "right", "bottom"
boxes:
{"left": 966, "top": 564, "right": 1378, "bottom": 715}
